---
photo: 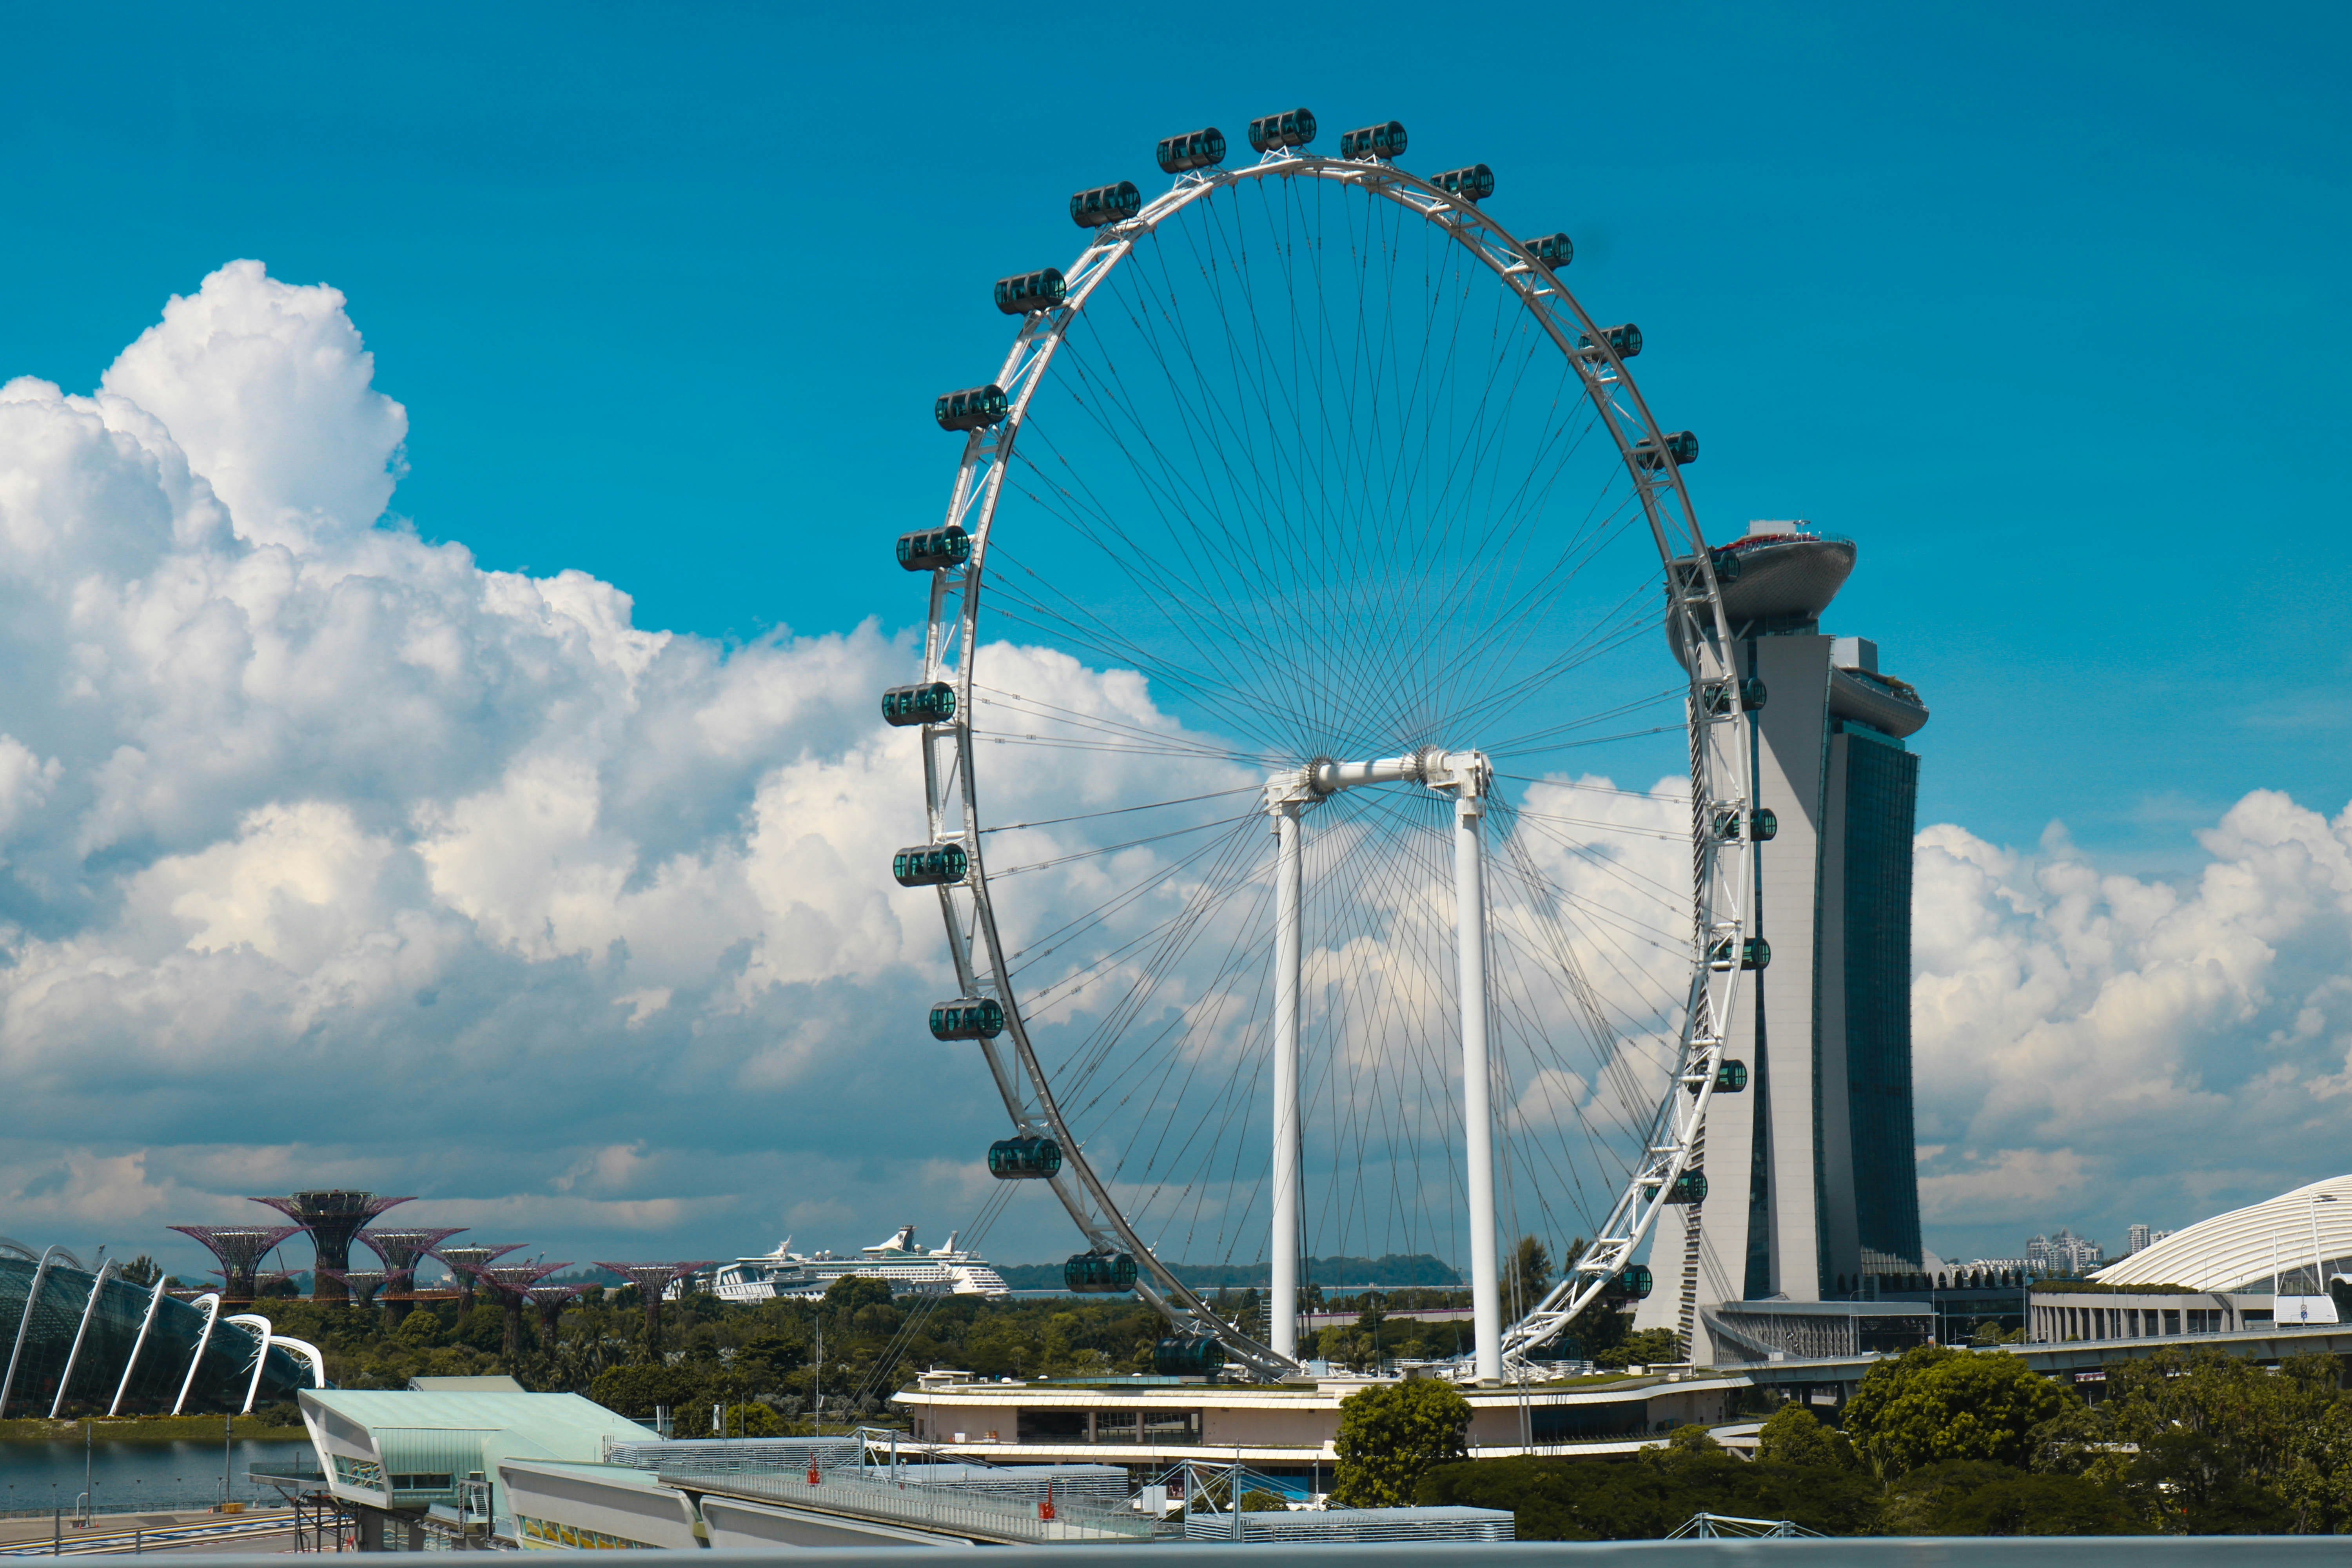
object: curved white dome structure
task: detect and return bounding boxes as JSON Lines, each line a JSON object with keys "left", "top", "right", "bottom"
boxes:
{"left": 2094, "top": 1174, "right": 2352, "bottom": 1292}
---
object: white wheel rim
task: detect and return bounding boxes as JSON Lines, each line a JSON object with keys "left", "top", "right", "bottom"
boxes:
{"left": 910, "top": 148, "right": 1756, "bottom": 1380}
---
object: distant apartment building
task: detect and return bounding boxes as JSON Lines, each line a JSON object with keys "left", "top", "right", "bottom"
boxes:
{"left": 2123, "top": 1225, "right": 2173, "bottom": 1256}
{"left": 2028, "top": 1229, "right": 2104, "bottom": 1274}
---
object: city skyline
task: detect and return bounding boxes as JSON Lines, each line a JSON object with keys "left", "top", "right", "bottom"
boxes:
{"left": 0, "top": 5, "right": 2345, "bottom": 1282}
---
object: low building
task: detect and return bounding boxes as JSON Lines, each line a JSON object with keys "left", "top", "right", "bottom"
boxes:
{"left": 298, "top": 1387, "right": 653, "bottom": 1548}
{"left": 891, "top": 1368, "right": 1747, "bottom": 1486}
{"left": 2027, "top": 1287, "right": 2270, "bottom": 1344}
{"left": 1699, "top": 1299, "right": 1934, "bottom": 1363}
{"left": 504, "top": 1460, "right": 702, "bottom": 1551}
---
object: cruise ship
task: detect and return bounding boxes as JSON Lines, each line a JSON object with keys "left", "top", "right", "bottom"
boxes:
{"left": 695, "top": 1226, "right": 1009, "bottom": 1302}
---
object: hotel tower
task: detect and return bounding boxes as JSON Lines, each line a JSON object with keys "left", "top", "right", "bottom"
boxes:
{"left": 1640, "top": 522, "right": 1930, "bottom": 1359}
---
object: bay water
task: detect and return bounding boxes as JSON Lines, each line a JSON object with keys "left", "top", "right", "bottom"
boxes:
{"left": 0, "top": 1436, "right": 313, "bottom": 1517}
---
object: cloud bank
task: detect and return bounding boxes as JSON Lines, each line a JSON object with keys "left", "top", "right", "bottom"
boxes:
{"left": 1912, "top": 795, "right": 2352, "bottom": 1255}
{"left": 0, "top": 261, "right": 2341, "bottom": 1277}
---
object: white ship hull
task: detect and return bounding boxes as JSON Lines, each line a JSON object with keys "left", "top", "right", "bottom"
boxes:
{"left": 684, "top": 1226, "right": 1009, "bottom": 1303}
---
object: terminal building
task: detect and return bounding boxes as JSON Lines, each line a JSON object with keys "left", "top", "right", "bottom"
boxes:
{"left": 1646, "top": 523, "right": 1932, "bottom": 1359}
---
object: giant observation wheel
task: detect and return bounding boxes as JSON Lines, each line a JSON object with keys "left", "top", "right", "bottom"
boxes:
{"left": 888, "top": 111, "right": 1759, "bottom": 1383}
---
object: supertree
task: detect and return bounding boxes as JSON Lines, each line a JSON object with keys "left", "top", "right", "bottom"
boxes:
{"left": 434, "top": 1245, "right": 524, "bottom": 1309}
{"left": 525, "top": 1282, "right": 588, "bottom": 1343}
{"left": 315, "top": 1267, "right": 410, "bottom": 1309}
{"left": 250, "top": 1192, "right": 415, "bottom": 1302}
{"left": 456, "top": 1260, "right": 570, "bottom": 1364}
{"left": 593, "top": 1263, "right": 713, "bottom": 1354}
{"left": 357, "top": 1227, "right": 466, "bottom": 1325}
{"left": 169, "top": 1225, "right": 301, "bottom": 1305}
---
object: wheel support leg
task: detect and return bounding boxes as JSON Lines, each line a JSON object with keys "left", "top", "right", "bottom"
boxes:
{"left": 1455, "top": 788, "right": 1503, "bottom": 1383}
{"left": 1270, "top": 802, "right": 1303, "bottom": 1361}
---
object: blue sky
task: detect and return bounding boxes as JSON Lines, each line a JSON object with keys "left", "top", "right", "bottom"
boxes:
{"left": 6, "top": 2, "right": 2343, "bottom": 857}
{"left": 0, "top": 3, "right": 2345, "bottom": 1277}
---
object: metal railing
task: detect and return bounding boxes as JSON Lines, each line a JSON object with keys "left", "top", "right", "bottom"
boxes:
{"left": 662, "top": 1462, "right": 1155, "bottom": 1544}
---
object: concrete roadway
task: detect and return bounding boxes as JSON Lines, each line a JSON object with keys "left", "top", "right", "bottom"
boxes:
{"left": 0, "top": 1510, "right": 306, "bottom": 1556}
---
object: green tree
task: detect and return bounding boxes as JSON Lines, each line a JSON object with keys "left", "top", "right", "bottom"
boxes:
{"left": 1842, "top": 1346, "right": 2073, "bottom": 1479}
{"left": 1653, "top": 1425, "right": 1720, "bottom": 1459}
{"left": 1596, "top": 1328, "right": 1682, "bottom": 1370}
{"left": 1417, "top": 1450, "right": 1881, "bottom": 1539}
{"left": 2065, "top": 1348, "right": 2352, "bottom": 1534}
{"left": 1333, "top": 1378, "right": 1472, "bottom": 1506}
{"left": 1507, "top": 1236, "right": 1552, "bottom": 1312}
{"left": 1878, "top": 1460, "right": 2143, "bottom": 1536}
{"left": 721, "top": 1401, "right": 785, "bottom": 1437}
{"left": 394, "top": 1308, "right": 445, "bottom": 1347}
{"left": 1755, "top": 1403, "right": 1855, "bottom": 1469}
{"left": 823, "top": 1275, "right": 893, "bottom": 1315}
{"left": 118, "top": 1255, "right": 163, "bottom": 1287}
{"left": 588, "top": 1363, "right": 707, "bottom": 1420}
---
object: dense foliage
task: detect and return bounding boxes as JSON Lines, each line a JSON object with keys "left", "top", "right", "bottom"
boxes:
{"left": 1843, "top": 1345, "right": 2073, "bottom": 1477}
{"left": 1332, "top": 1378, "right": 1472, "bottom": 1506}
{"left": 1422, "top": 1347, "right": 2352, "bottom": 1537}
{"left": 1421, "top": 1423, "right": 1883, "bottom": 1538}
{"left": 238, "top": 1274, "right": 1176, "bottom": 1434}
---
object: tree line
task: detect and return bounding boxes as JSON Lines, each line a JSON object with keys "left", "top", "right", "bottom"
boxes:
{"left": 1399, "top": 1343, "right": 2352, "bottom": 1536}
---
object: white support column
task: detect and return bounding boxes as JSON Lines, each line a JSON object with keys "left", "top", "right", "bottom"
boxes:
{"left": 172, "top": 1294, "right": 222, "bottom": 1416}
{"left": 1454, "top": 783, "right": 1503, "bottom": 1383}
{"left": 110, "top": 1275, "right": 172, "bottom": 1416}
{"left": 1269, "top": 802, "right": 1304, "bottom": 1361}
{"left": 50, "top": 1258, "right": 118, "bottom": 1418}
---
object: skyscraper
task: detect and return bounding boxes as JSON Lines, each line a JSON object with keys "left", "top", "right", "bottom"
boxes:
{"left": 1645, "top": 522, "right": 1930, "bottom": 1357}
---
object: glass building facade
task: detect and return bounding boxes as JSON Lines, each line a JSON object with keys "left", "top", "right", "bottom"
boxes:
{"left": 1837, "top": 724, "right": 1924, "bottom": 1272}
{"left": 0, "top": 1250, "right": 309, "bottom": 1417}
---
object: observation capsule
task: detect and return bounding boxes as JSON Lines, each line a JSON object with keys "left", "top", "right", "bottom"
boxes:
{"left": 987, "top": 1135, "right": 1063, "bottom": 1180}
{"left": 1431, "top": 164, "right": 1494, "bottom": 203}
{"left": 1666, "top": 1171, "right": 1709, "bottom": 1205}
{"left": 1247, "top": 108, "right": 1316, "bottom": 152}
{"left": 1708, "top": 545, "right": 1743, "bottom": 583}
{"left": 935, "top": 385, "right": 1008, "bottom": 432}
{"left": 1705, "top": 676, "right": 1766, "bottom": 716}
{"left": 928, "top": 996, "right": 1006, "bottom": 1041}
{"left": 892, "top": 842, "right": 969, "bottom": 887}
{"left": 1063, "top": 1251, "right": 1139, "bottom": 1294}
{"left": 881, "top": 682, "right": 956, "bottom": 727}
{"left": 1070, "top": 180, "right": 1142, "bottom": 229}
{"left": 1633, "top": 429, "right": 1699, "bottom": 470}
{"left": 1152, "top": 1336, "right": 1226, "bottom": 1377}
{"left": 1689, "top": 1057, "right": 1748, "bottom": 1095}
{"left": 1710, "top": 805, "right": 1779, "bottom": 842}
{"left": 1338, "top": 121, "right": 1406, "bottom": 160}
{"left": 897, "top": 524, "right": 971, "bottom": 573}
{"left": 1744, "top": 936, "right": 1771, "bottom": 971}
{"left": 1156, "top": 127, "right": 1227, "bottom": 174}
{"left": 995, "top": 268, "right": 1067, "bottom": 316}
{"left": 1525, "top": 232, "right": 1573, "bottom": 271}
{"left": 1608, "top": 1265, "right": 1654, "bottom": 1301}
{"left": 1577, "top": 323, "right": 1642, "bottom": 360}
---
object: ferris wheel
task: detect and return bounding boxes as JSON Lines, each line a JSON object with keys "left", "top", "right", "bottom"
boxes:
{"left": 888, "top": 110, "right": 1758, "bottom": 1383}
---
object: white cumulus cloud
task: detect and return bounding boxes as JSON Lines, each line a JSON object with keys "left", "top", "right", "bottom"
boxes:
{"left": 1913, "top": 791, "right": 2352, "bottom": 1254}
{"left": 0, "top": 260, "right": 2338, "bottom": 1284}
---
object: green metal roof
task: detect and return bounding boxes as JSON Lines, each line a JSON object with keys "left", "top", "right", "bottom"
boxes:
{"left": 300, "top": 1389, "right": 653, "bottom": 1519}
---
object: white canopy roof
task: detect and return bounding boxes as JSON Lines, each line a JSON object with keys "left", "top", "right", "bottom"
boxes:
{"left": 2094, "top": 1174, "right": 2352, "bottom": 1292}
